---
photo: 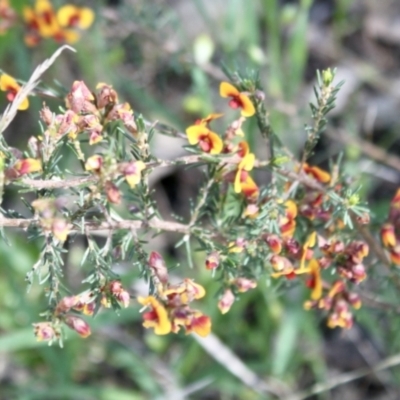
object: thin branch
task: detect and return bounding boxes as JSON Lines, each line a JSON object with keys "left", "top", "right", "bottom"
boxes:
{"left": 9, "top": 154, "right": 269, "bottom": 191}
{"left": 286, "top": 352, "right": 400, "bottom": 400}
{"left": 194, "top": 333, "right": 290, "bottom": 398}
{"left": 0, "top": 216, "right": 191, "bottom": 235}
{"left": 0, "top": 45, "right": 75, "bottom": 135}
{"left": 326, "top": 127, "right": 400, "bottom": 173}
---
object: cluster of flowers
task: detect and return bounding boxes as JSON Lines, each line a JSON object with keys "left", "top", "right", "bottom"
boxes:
{"left": 186, "top": 82, "right": 259, "bottom": 200}
{"left": 193, "top": 113, "right": 369, "bottom": 329}
{"left": 381, "top": 188, "right": 400, "bottom": 264}
{"left": 34, "top": 280, "right": 130, "bottom": 342}
{"left": 0, "top": 0, "right": 94, "bottom": 46}
{"left": 138, "top": 252, "right": 211, "bottom": 336}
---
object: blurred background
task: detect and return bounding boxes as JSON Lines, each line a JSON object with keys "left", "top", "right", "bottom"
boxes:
{"left": 2, "top": 0, "right": 400, "bottom": 399}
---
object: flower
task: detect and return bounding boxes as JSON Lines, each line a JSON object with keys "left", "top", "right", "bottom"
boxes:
{"left": 381, "top": 223, "right": 396, "bottom": 248}
{"left": 220, "top": 82, "right": 255, "bottom": 117}
{"left": 57, "top": 5, "right": 94, "bottom": 29}
{"left": 205, "top": 251, "right": 220, "bottom": 270}
{"left": 218, "top": 289, "right": 235, "bottom": 314}
{"left": 195, "top": 113, "right": 223, "bottom": 126}
{"left": 0, "top": 74, "right": 29, "bottom": 110}
{"left": 279, "top": 200, "right": 298, "bottom": 238}
{"left": 303, "top": 164, "right": 331, "bottom": 183}
{"left": 23, "top": 1, "right": 93, "bottom": 45}
{"left": 148, "top": 251, "right": 169, "bottom": 284}
{"left": 33, "top": 322, "right": 57, "bottom": 342}
{"left": 64, "top": 315, "right": 91, "bottom": 338}
{"left": 185, "top": 312, "right": 211, "bottom": 337}
{"left": 66, "top": 80, "right": 96, "bottom": 114}
{"left": 84, "top": 155, "right": 103, "bottom": 172}
{"left": 138, "top": 296, "right": 172, "bottom": 335}
{"left": 306, "top": 259, "right": 322, "bottom": 300}
{"left": 234, "top": 277, "right": 257, "bottom": 292}
{"left": 51, "top": 218, "right": 69, "bottom": 242}
{"left": 12, "top": 158, "right": 42, "bottom": 176}
{"left": 234, "top": 141, "right": 258, "bottom": 199}
{"left": 121, "top": 161, "right": 146, "bottom": 188}
{"left": 186, "top": 125, "right": 223, "bottom": 154}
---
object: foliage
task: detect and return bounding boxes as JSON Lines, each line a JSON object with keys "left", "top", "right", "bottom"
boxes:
{"left": 2, "top": 1, "right": 400, "bottom": 399}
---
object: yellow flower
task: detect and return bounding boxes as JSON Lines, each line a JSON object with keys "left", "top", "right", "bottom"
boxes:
{"left": 138, "top": 296, "right": 172, "bottom": 335}
{"left": 186, "top": 125, "right": 223, "bottom": 154}
{"left": 57, "top": 5, "right": 94, "bottom": 29}
{"left": 220, "top": 82, "right": 255, "bottom": 117}
{"left": 0, "top": 74, "right": 29, "bottom": 110}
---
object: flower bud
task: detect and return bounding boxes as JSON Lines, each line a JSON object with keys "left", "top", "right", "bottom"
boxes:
{"left": 64, "top": 315, "right": 91, "bottom": 338}
{"left": 33, "top": 322, "right": 57, "bottom": 342}
{"left": 105, "top": 181, "right": 121, "bottom": 204}
{"left": 234, "top": 277, "right": 257, "bottom": 292}
{"left": 85, "top": 155, "right": 103, "bottom": 172}
{"left": 218, "top": 289, "right": 235, "bottom": 314}
{"left": 205, "top": 251, "right": 220, "bottom": 270}
{"left": 148, "top": 251, "right": 169, "bottom": 284}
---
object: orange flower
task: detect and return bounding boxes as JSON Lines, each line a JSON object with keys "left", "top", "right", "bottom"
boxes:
{"left": 164, "top": 279, "right": 206, "bottom": 304}
{"left": 33, "top": 0, "right": 59, "bottom": 38}
{"left": 234, "top": 142, "right": 258, "bottom": 198}
{"left": 0, "top": 74, "right": 29, "bottom": 110}
{"left": 381, "top": 223, "right": 396, "bottom": 248}
{"left": 57, "top": 5, "right": 94, "bottom": 29}
{"left": 220, "top": 82, "right": 255, "bottom": 117}
{"left": 138, "top": 296, "right": 172, "bottom": 335}
{"left": 299, "top": 232, "right": 317, "bottom": 270}
{"left": 391, "top": 188, "right": 400, "bottom": 209}
{"left": 306, "top": 259, "right": 322, "bottom": 300}
{"left": 22, "top": 7, "right": 42, "bottom": 46}
{"left": 13, "top": 158, "right": 42, "bottom": 176}
{"left": 279, "top": 200, "right": 298, "bottom": 238}
{"left": 303, "top": 164, "right": 331, "bottom": 183}
{"left": 195, "top": 113, "right": 223, "bottom": 126}
{"left": 186, "top": 125, "right": 223, "bottom": 154}
{"left": 185, "top": 312, "right": 211, "bottom": 337}
{"left": 389, "top": 244, "right": 400, "bottom": 265}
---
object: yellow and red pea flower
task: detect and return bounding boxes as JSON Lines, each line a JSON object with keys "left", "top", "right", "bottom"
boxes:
{"left": 381, "top": 223, "right": 396, "bottom": 248}
{"left": 121, "top": 161, "right": 146, "bottom": 189}
{"left": 389, "top": 244, "right": 400, "bottom": 265}
{"left": 13, "top": 158, "right": 42, "bottom": 176}
{"left": 195, "top": 113, "right": 223, "bottom": 126}
{"left": 305, "top": 258, "right": 323, "bottom": 300}
{"left": 57, "top": 5, "right": 94, "bottom": 30}
{"left": 303, "top": 163, "right": 331, "bottom": 183}
{"left": 0, "top": 74, "right": 29, "bottom": 110}
{"left": 138, "top": 295, "right": 172, "bottom": 335}
{"left": 23, "top": 1, "right": 94, "bottom": 46}
{"left": 186, "top": 125, "right": 223, "bottom": 154}
{"left": 184, "top": 311, "right": 211, "bottom": 337}
{"left": 219, "top": 82, "right": 255, "bottom": 117}
{"left": 234, "top": 141, "right": 259, "bottom": 198}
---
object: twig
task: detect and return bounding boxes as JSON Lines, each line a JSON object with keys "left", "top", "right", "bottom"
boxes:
{"left": 0, "top": 216, "right": 192, "bottom": 235}
{"left": 286, "top": 352, "right": 400, "bottom": 400}
{"left": 194, "top": 333, "right": 290, "bottom": 398}
{"left": 0, "top": 45, "right": 75, "bottom": 135}
{"left": 9, "top": 154, "right": 269, "bottom": 191}
{"left": 326, "top": 127, "right": 400, "bottom": 173}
